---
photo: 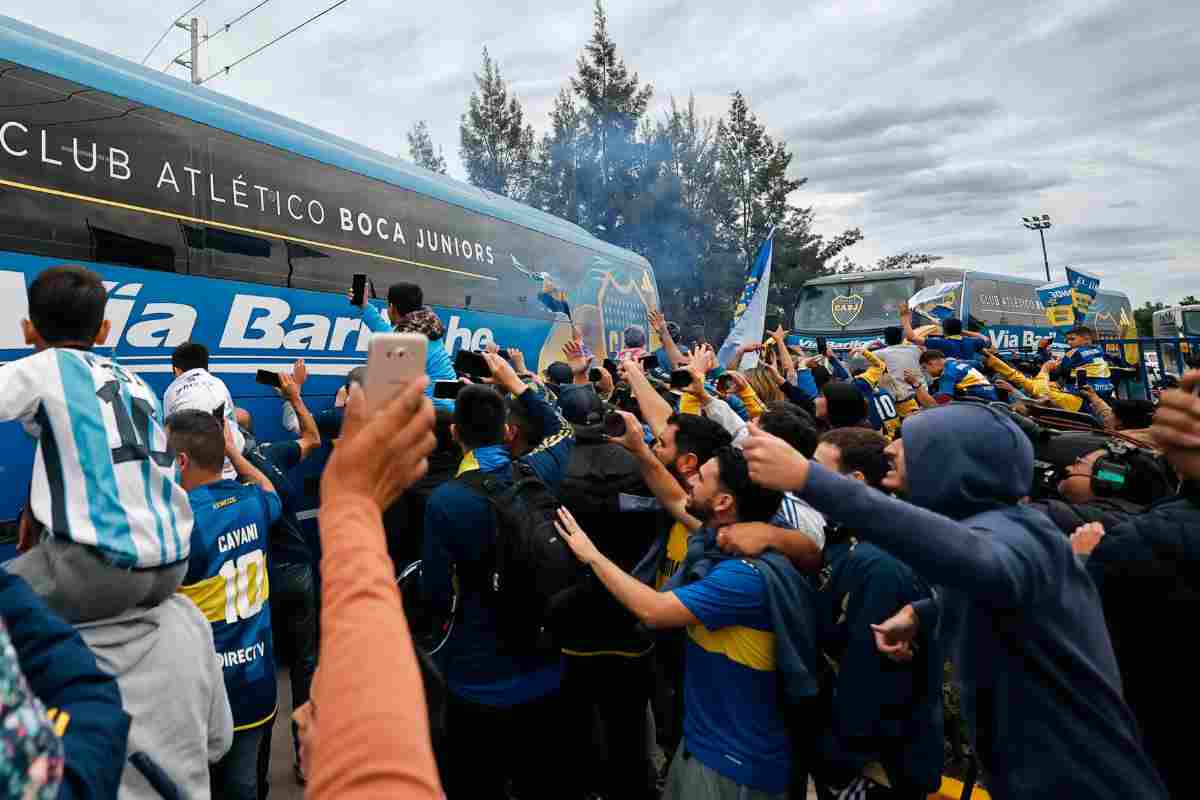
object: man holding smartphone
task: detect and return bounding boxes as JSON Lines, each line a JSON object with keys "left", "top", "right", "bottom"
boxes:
{"left": 348, "top": 280, "right": 457, "bottom": 408}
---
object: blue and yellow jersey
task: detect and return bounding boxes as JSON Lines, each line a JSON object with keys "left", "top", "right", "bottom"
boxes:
{"left": 673, "top": 560, "right": 790, "bottom": 794}
{"left": 925, "top": 334, "right": 987, "bottom": 364}
{"left": 852, "top": 351, "right": 901, "bottom": 438}
{"left": 935, "top": 359, "right": 998, "bottom": 402}
{"left": 180, "top": 479, "right": 281, "bottom": 730}
{"left": 1063, "top": 345, "right": 1114, "bottom": 397}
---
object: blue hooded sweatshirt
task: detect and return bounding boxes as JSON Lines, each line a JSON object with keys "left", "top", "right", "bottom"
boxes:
{"left": 800, "top": 404, "right": 1167, "bottom": 799}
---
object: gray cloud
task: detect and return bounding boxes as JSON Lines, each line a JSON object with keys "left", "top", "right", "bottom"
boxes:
{"left": 3, "top": 0, "right": 1198, "bottom": 305}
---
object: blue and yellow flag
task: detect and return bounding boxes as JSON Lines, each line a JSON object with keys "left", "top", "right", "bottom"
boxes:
{"left": 1066, "top": 266, "right": 1100, "bottom": 323}
{"left": 1037, "top": 280, "right": 1076, "bottom": 330}
{"left": 717, "top": 228, "right": 776, "bottom": 369}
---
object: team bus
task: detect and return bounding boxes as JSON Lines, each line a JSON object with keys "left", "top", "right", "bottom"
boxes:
{"left": 0, "top": 14, "right": 660, "bottom": 520}
{"left": 1152, "top": 305, "right": 1200, "bottom": 374}
{"left": 791, "top": 267, "right": 1134, "bottom": 353}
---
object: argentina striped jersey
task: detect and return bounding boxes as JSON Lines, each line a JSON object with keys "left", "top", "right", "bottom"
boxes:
{"left": 0, "top": 348, "right": 192, "bottom": 568}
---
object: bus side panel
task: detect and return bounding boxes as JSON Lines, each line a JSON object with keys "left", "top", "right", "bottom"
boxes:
{"left": 0, "top": 251, "right": 583, "bottom": 519}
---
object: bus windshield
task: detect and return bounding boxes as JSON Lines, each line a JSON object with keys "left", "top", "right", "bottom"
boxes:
{"left": 1184, "top": 310, "right": 1200, "bottom": 336}
{"left": 794, "top": 278, "right": 915, "bottom": 331}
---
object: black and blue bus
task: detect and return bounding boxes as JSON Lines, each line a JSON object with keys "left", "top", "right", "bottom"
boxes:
{"left": 0, "top": 14, "right": 660, "bottom": 519}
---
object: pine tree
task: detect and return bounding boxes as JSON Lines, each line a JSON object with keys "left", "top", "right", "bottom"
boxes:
{"left": 459, "top": 47, "right": 535, "bottom": 200}
{"left": 716, "top": 91, "right": 805, "bottom": 270}
{"left": 570, "top": 0, "right": 654, "bottom": 239}
{"left": 406, "top": 120, "right": 447, "bottom": 174}
{"left": 530, "top": 88, "right": 585, "bottom": 224}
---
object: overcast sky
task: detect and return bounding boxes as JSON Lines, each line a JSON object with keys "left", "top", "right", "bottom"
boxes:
{"left": 6, "top": 0, "right": 1199, "bottom": 306}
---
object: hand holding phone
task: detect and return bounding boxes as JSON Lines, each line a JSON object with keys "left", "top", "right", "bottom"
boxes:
{"left": 365, "top": 333, "right": 428, "bottom": 412}
{"left": 815, "top": 336, "right": 828, "bottom": 356}
{"left": 640, "top": 354, "right": 660, "bottom": 371}
{"left": 454, "top": 349, "right": 492, "bottom": 379}
{"left": 433, "top": 380, "right": 464, "bottom": 400}
{"left": 1075, "top": 370, "right": 1087, "bottom": 390}
{"left": 350, "top": 273, "right": 368, "bottom": 307}
{"left": 602, "top": 410, "right": 627, "bottom": 439}
{"left": 255, "top": 369, "right": 283, "bottom": 389}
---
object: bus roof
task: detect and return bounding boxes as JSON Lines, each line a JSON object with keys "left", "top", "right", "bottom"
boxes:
{"left": 0, "top": 14, "right": 648, "bottom": 269}
{"left": 803, "top": 267, "right": 1130, "bottom": 300}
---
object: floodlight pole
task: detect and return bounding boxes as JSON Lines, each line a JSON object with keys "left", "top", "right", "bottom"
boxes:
{"left": 1037, "top": 227, "right": 1049, "bottom": 282}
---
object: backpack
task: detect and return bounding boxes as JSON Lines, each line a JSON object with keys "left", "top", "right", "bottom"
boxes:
{"left": 459, "top": 460, "right": 580, "bottom": 655}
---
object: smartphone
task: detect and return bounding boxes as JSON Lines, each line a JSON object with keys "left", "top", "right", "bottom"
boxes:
{"left": 255, "top": 369, "right": 282, "bottom": 389}
{"left": 351, "top": 273, "right": 367, "bottom": 306}
{"left": 364, "top": 333, "right": 428, "bottom": 412}
{"left": 603, "top": 358, "right": 618, "bottom": 377}
{"left": 433, "top": 380, "right": 464, "bottom": 400}
{"left": 764, "top": 314, "right": 780, "bottom": 333}
{"left": 640, "top": 354, "right": 659, "bottom": 371}
{"left": 497, "top": 348, "right": 511, "bottom": 362}
{"left": 602, "top": 410, "right": 627, "bottom": 438}
{"left": 669, "top": 369, "right": 693, "bottom": 390}
{"left": 1075, "top": 370, "right": 1087, "bottom": 390}
{"left": 454, "top": 349, "right": 491, "bottom": 379}
{"left": 588, "top": 367, "right": 603, "bottom": 383}
{"left": 815, "top": 336, "right": 828, "bottom": 355}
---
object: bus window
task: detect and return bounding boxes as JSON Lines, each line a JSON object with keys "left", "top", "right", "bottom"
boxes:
{"left": 968, "top": 278, "right": 1043, "bottom": 328}
{"left": 794, "top": 278, "right": 915, "bottom": 331}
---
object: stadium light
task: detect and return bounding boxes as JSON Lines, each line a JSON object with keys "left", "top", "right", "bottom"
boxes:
{"left": 1021, "top": 214, "right": 1053, "bottom": 281}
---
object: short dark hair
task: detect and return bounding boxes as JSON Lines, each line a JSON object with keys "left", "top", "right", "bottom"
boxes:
{"left": 388, "top": 282, "right": 423, "bottom": 316}
{"left": 820, "top": 428, "right": 890, "bottom": 487}
{"left": 172, "top": 342, "right": 210, "bottom": 373}
{"left": 667, "top": 413, "right": 732, "bottom": 464}
{"left": 453, "top": 385, "right": 507, "bottom": 450}
{"left": 943, "top": 318, "right": 963, "bottom": 336}
{"left": 27, "top": 266, "right": 107, "bottom": 345}
{"left": 1067, "top": 325, "right": 1095, "bottom": 339}
{"left": 714, "top": 446, "right": 783, "bottom": 524}
{"left": 166, "top": 409, "right": 225, "bottom": 472}
{"left": 919, "top": 349, "right": 946, "bottom": 366}
{"left": 346, "top": 366, "right": 367, "bottom": 388}
{"left": 759, "top": 402, "right": 819, "bottom": 457}
{"left": 884, "top": 326, "right": 903, "bottom": 346}
{"left": 624, "top": 325, "right": 646, "bottom": 349}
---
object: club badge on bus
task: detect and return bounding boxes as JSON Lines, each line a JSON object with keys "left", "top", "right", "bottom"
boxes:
{"left": 831, "top": 294, "right": 864, "bottom": 326}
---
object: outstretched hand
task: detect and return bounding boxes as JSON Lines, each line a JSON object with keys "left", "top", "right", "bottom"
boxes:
{"left": 555, "top": 506, "right": 601, "bottom": 565}
{"left": 1070, "top": 522, "right": 1106, "bottom": 556}
{"left": 871, "top": 604, "right": 919, "bottom": 663}
{"left": 321, "top": 378, "right": 436, "bottom": 512}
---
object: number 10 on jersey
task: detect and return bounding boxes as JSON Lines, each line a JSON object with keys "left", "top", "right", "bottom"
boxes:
{"left": 218, "top": 549, "right": 268, "bottom": 624}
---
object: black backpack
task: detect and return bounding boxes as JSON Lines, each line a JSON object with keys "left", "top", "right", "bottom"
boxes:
{"left": 460, "top": 461, "right": 580, "bottom": 654}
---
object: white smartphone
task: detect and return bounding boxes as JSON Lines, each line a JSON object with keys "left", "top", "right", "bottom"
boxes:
{"left": 364, "top": 333, "right": 428, "bottom": 412}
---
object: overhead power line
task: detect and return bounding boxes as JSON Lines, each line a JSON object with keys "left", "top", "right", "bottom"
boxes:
{"left": 162, "top": 0, "right": 275, "bottom": 72}
{"left": 141, "top": 0, "right": 207, "bottom": 64}
{"left": 200, "top": 0, "right": 354, "bottom": 84}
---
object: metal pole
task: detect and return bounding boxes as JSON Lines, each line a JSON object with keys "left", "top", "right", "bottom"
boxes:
{"left": 1039, "top": 228, "right": 1050, "bottom": 282}
{"left": 189, "top": 17, "right": 201, "bottom": 84}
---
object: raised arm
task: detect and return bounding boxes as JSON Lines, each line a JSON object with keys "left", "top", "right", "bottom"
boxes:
{"left": 649, "top": 309, "right": 686, "bottom": 369}
{"left": 620, "top": 358, "right": 674, "bottom": 437}
{"left": 610, "top": 410, "right": 701, "bottom": 532}
{"left": 279, "top": 372, "right": 322, "bottom": 460}
{"left": 899, "top": 303, "right": 927, "bottom": 346}
{"left": 770, "top": 325, "right": 797, "bottom": 383}
{"left": 741, "top": 428, "right": 1052, "bottom": 607}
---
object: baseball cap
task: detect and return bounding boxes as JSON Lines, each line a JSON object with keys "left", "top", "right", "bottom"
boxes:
{"left": 558, "top": 384, "right": 605, "bottom": 426}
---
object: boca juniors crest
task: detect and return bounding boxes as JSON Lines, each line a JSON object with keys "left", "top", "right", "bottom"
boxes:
{"left": 831, "top": 294, "right": 865, "bottom": 327}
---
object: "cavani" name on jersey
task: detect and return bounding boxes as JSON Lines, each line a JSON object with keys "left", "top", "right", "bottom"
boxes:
{"left": 218, "top": 523, "right": 260, "bottom": 553}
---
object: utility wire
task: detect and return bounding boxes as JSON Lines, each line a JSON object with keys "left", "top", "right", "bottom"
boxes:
{"left": 141, "top": 0, "right": 207, "bottom": 64}
{"left": 200, "top": 0, "right": 353, "bottom": 84}
{"left": 162, "top": 0, "right": 274, "bottom": 71}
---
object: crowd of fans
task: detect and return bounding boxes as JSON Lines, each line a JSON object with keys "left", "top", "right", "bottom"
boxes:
{"left": 0, "top": 264, "right": 1197, "bottom": 800}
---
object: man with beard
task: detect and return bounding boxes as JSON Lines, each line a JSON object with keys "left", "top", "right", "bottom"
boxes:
{"left": 555, "top": 430, "right": 815, "bottom": 800}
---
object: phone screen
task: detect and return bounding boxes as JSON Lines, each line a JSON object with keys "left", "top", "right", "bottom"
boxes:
{"left": 1075, "top": 370, "right": 1087, "bottom": 389}
{"left": 602, "top": 411, "right": 627, "bottom": 438}
{"left": 764, "top": 314, "right": 780, "bottom": 332}
{"left": 351, "top": 273, "right": 367, "bottom": 306}
{"left": 433, "top": 380, "right": 464, "bottom": 400}
{"left": 669, "top": 369, "right": 693, "bottom": 390}
{"left": 255, "top": 369, "right": 282, "bottom": 389}
{"left": 640, "top": 354, "right": 659, "bottom": 371}
{"left": 815, "top": 336, "right": 828, "bottom": 355}
{"left": 454, "top": 349, "right": 492, "bottom": 378}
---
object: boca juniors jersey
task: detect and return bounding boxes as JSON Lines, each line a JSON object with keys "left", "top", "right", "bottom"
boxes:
{"left": 180, "top": 479, "right": 281, "bottom": 730}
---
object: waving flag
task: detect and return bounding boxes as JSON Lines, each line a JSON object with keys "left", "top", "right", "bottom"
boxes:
{"left": 908, "top": 281, "right": 961, "bottom": 323}
{"left": 718, "top": 228, "right": 776, "bottom": 370}
{"left": 512, "top": 254, "right": 572, "bottom": 319}
{"left": 1066, "top": 266, "right": 1101, "bottom": 322}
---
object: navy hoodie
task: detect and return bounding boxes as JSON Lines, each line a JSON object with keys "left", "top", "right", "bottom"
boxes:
{"left": 800, "top": 404, "right": 1166, "bottom": 799}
